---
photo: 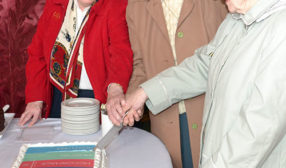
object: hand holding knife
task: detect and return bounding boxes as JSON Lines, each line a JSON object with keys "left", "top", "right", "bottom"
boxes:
{"left": 95, "top": 104, "right": 130, "bottom": 150}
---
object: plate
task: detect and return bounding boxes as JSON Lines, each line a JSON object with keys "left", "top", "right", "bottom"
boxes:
{"left": 0, "top": 113, "right": 15, "bottom": 139}
{"left": 62, "top": 98, "right": 100, "bottom": 109}
{"left": 61, "top": 108, "right": 99, "bottom": 116}
{"left": 61, "top": 113, "right": 99, "bottom": 121}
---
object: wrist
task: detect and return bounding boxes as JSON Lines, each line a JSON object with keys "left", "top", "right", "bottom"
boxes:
{"left": 107, "top": 83, "right": 123, "bottom": 93}
{"left": 28, "top": 101, "right": 43, "bottom": 107}
{"left": 138, "top": 87, "right": 148, "bottom": 102}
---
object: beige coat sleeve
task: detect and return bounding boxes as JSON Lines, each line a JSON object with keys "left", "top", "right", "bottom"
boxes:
{"left": 125, "top": 2, "right": 147, "bottom": 94}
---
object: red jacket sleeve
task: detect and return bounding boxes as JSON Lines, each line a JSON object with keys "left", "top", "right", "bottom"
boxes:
{"left": 25, "top": 1, "right": 51, "bottom": 104}
{"left": 104, "top": 0, "right": 133, "bottom": 94}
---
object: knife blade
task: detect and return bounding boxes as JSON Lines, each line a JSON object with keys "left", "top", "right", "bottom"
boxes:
{"left": 95, "top": 104, "right": 130, "bottom": 150}
{"left": 96, "top": 124, "right": 123, "bottom": 149}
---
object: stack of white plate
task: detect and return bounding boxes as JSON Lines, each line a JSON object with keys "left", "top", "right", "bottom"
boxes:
{"left": 61, "top": 98, "right": 100, "bottom": 135}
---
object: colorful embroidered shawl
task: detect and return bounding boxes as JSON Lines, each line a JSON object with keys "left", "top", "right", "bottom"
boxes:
{"left": 50, "top": 0, "right": 93, "bottom": 100}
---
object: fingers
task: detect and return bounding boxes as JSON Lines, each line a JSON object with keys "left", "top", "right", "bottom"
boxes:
{"left": 115, "top": 100, "right": 123, "bottom": 117}
{"left": 123, "top": 108, "right": 134, "bottom": 126}
{"left": 123, "top": 116, "right": 129, "bottom": 126}
{"left": 127, "top": 110, "right": 135, "bottom": 126}
{"left": 106, "top": 100, "right": 124, "bottom": 117}
{"left": 106, "top": 103, "right": 122, "bottom": 126}
{"left": 106, "top": 91, "right": 127, "bottom": 126}
{"left": 108, "top": 112, "right": 121, "bottom": 126}
{"left": 107, "top": 105, "right": 121, "bottom": 126}
{"left": 28, "top": 112, "right": 40, "bottom": 127}
{"left": 106, "top": 85, "right": 125, "bottom": 118}
{"left": 19, "top": 112, "right": 28, "bottom": 126}
{"left": 107, "top": 106, "right": 144, "bottom": 127}
{"left": 19, "top": 112, "right": 33, "bottom": 127}
{"left": 19, "top": 102, "right": 43, "bottom": 127}
{"left": 106, "top": 87, "right": 147, "bottom": 127}
{"left": 133, "top": 110, "right": 140, "bottom": 122}
{"left": 122, "top": 102, "right": 131, "bottom": 113}
{"left": 111, "top": 98, "right": 124, "bottom": 118}
{"left": 121, "top": 99, "right": 126, "bottom": 106}
{"left": 122, "top": 109, "right": 143, "bottom": 127}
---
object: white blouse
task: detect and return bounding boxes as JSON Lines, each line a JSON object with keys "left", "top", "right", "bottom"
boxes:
{"left": 74, "top": 0, "right": 93, "bottom": 90}
{"left": 161, "top": 0, "right": 186, "bottom": 114}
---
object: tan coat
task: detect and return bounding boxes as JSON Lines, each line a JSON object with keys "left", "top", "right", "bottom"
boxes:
{"left": 126, "top": 0, "right": 227, "bottom": 167}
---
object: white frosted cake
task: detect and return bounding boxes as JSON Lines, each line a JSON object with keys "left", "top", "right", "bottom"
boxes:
{"left": 12, "top": 142, "right": 107, "bottom": 168}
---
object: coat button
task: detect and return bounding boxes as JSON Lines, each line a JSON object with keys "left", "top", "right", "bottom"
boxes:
{"left": 53, "top": 11, "right": 61, "bottom": 19}
{"left": 192, "top": 123, "right": 198, "bottom": 129}
{"left": 177, "top": 32, "right": 184, "bottom": 38}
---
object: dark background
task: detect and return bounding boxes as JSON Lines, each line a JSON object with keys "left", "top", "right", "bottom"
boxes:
{"left": 0, "top": 0, "right": 45, "bottom": 117}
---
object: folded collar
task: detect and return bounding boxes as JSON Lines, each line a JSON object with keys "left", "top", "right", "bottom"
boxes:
{"left": 231, "top": 0, "right": 279, "bottom": 25}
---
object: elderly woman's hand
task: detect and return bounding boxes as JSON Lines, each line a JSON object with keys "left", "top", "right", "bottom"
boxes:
{"left": 19, "top": 101, "right": 43, "bottom": 127}
{"left": 106, "top": 83, "right": 126, "bottom": 126}
{"left": 122, "top": 88, "right": 148, "bottom": 126}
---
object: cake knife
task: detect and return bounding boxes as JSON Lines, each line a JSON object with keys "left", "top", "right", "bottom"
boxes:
{"left": 96, "top": 104, "right": 129, "bottom": 149}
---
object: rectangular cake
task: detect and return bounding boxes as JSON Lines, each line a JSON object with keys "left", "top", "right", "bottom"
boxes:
{"left": 12, "top": 142, "right": 107, "bottom": 168}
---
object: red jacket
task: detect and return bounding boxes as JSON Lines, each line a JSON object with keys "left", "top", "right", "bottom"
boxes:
{"left": 25, "top": 0, "right": 133, "bottom": 117}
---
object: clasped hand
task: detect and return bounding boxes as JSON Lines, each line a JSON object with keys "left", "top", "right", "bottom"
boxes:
{"left": 106, "top": 87, "right": 148, "bottom": 126}
{"left": 19, "top": 86, "right": 148, "bottom": 127}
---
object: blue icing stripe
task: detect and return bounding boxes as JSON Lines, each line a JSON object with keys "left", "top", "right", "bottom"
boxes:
{"left": 26, "top": 145, "right": 96, "bottom": 154}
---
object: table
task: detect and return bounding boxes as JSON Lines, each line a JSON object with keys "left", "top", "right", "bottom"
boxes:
{"left": 0, "top": 119, "right": 172, "bottom": 168}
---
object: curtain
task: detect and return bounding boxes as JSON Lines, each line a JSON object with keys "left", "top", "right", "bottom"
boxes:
{"left": 0, "top": 0, "right": 45, "bottom": 117}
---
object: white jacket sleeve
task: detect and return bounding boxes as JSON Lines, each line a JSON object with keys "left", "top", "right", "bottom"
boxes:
{"left": 140, "top": 45, "right": 211, "bottom": 114}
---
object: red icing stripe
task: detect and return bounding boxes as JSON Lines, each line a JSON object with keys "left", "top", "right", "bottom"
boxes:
{"left": 19, "top": 159, "right": 94, "bottom": 168}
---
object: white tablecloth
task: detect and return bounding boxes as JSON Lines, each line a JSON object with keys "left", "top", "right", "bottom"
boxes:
{"left": 0, "top": 119, "right": 172, "bottom": 168}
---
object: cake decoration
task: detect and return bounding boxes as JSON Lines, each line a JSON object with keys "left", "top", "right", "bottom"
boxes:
{"left": 12, "top": 142, "right": 107, "bottom": 168}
